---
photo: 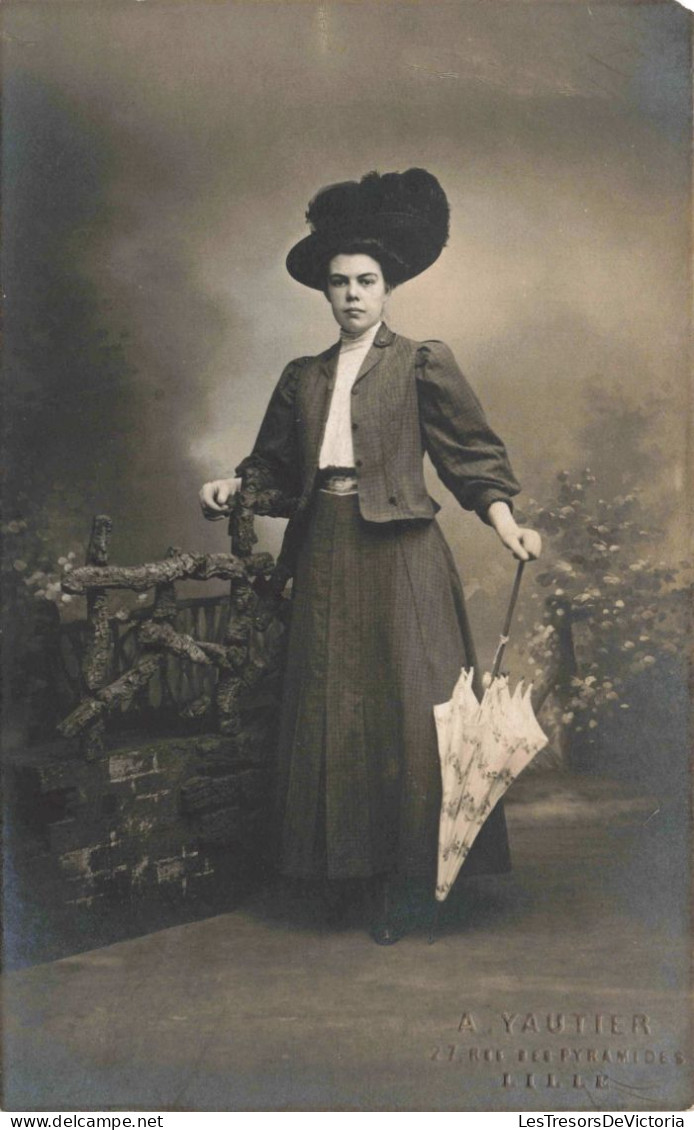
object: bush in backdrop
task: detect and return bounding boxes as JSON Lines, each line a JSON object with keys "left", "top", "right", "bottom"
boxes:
{"left": 514, "top": 381, "right": 690, "bottom": 776}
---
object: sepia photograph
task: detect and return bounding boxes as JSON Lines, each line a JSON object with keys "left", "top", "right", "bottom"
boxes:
{"left": 2, "top": 0, "right": 692, "bottom": 1113}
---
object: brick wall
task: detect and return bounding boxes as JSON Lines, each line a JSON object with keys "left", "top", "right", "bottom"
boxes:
{"left": 8, "top": 728, "right": 276, "bottom": 963}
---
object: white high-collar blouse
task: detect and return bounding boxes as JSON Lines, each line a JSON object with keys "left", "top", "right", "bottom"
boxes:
{"left": 318, "top": 321, "right": 382, "bottom": 469}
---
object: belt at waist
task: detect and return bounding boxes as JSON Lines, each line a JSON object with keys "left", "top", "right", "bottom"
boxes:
{"left": 317, "top": 467, "right": 358, "bottom": 495}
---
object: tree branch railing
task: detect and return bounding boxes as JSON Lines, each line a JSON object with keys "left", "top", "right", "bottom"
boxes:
{"left": 58, "top": 483, "right": 297, "bottom": 758}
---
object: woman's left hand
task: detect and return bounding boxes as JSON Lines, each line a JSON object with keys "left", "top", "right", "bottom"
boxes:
{"left": 487, "top": 502, "right": 542, "bottom": 562}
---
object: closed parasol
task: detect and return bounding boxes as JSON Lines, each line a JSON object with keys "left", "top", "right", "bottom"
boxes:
{"left": 433, "top": 562, "right": 548, "bottom": 910}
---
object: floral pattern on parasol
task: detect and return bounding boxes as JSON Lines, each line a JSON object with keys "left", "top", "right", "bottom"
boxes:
{"left": 434, "top": 563, "right": 548, "bottom": 903}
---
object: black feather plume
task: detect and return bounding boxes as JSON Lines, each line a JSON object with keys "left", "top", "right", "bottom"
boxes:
{"left": 306, "top": 179, "right": 362, "bottom": 232}
{"left": 305, "top": 168, "right": 449, "bottom": 243}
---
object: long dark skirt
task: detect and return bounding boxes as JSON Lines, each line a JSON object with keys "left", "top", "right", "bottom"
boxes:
{"left": 274, "top": 490, "right": 511, "bottom": 882}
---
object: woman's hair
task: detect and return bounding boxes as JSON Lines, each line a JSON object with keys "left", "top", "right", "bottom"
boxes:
{"left": 322, "top": 238, "right": 407, "bottom": 293}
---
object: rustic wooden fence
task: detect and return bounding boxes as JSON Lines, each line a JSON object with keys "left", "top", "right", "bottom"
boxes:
{"left": 55, "top": 594, "right": 233, "bottom": 717}
{"left": 56, "top": 480, "right": 297, "bottom": 758}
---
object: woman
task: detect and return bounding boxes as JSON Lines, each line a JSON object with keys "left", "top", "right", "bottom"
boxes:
{"left": 200, "top": 169, "right": 541, "bottom": 943}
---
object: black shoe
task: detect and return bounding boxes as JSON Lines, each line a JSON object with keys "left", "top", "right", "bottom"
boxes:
{"left": 369, "top": 876, "right": 408, "bottom": 944}
{"left": 370, "top": 917, "right": 407, "bottom": 945}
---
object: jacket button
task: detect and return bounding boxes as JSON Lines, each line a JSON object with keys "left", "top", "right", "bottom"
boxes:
{"left": 389, "top": 495, "right": 397, "bottom": 505}
{"left": 351, "top": 422, "right": 358, "bottom": 431}
{"left": 355, "top": 459, "right": 363, "bottom": 468}
{"left": 351, "top": 388, "right": 358, "bottom": 396}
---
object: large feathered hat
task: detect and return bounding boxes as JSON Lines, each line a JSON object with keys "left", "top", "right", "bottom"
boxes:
{"left": 286, "top": 168, "right": 450, "bottom": 290}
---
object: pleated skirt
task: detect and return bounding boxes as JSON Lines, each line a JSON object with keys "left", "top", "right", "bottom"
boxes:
{"left": 274, "top": 490, "right": 511, "bottom": 881}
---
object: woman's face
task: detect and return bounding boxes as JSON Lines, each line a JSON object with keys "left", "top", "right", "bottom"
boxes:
{"left": 326, "top": 253, "right": 390, "bottom": 334}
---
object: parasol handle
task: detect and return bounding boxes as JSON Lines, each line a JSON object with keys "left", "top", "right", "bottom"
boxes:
{"left": 490, "top": 560, "right": 526, "bottom": 681}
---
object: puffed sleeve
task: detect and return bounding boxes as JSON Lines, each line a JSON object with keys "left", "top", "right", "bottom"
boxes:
{"left": 234, "top": 358, "right": 305, "bottom": 498}
{"left": 415, "top": 340, "right": 521, "bottom": 523}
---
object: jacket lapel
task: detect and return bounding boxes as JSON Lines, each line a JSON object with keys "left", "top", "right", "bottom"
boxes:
{"left": 301, "top": 342, "right": 340, "bottom": 478}
{"left": 318, "top": 339, "right": 340, "bottom": 383}
{"left": 352, "top": 322, "right": 396, "bottom": 388}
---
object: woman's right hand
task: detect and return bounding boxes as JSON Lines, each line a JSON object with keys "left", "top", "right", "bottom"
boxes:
{"left": 199, "top": 477, "right": 242, "bottom": 521}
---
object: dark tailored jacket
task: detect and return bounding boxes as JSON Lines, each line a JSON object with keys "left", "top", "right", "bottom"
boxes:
{"left": 235, "top": 322, "right": 520, "bottom": 533}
